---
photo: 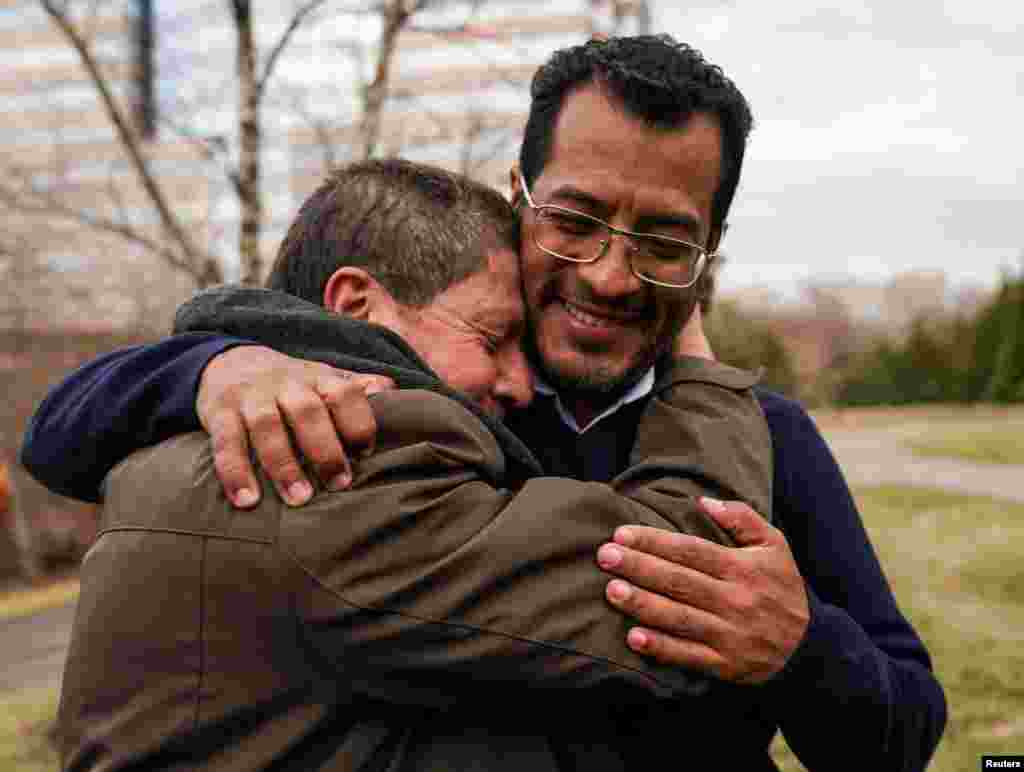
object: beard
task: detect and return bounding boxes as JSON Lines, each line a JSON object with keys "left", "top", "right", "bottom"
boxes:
{"left": 521, "top": 278, "right": 694, "bottom": 405}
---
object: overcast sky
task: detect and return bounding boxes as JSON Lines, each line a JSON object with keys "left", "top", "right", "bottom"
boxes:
{"left": 654, "top": 0, "right": 1022, "bottom": 297}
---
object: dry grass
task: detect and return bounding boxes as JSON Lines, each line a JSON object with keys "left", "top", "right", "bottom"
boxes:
{"left": 0, "top": 687, "right": 59, "bottom": 772}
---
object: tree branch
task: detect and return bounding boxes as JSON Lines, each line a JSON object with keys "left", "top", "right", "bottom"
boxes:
{"left": 38, "top": 0, "right": 219, "bottom": 285}
{"left": 0, "top": 178, "right": 194, "bottom": 276}
{"left": 258, "top": 0, "right": 333, "bottom": 97}
{"left": 160, "top": 118, "right": 246, "bottom": 199}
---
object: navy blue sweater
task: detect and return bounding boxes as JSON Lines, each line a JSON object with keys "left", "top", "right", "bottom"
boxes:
{"left": 21, "top": 333, "right": 946, "bottom": 771}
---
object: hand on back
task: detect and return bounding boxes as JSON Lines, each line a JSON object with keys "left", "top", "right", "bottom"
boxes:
{"left": 197, "top": 345, "right": 393, "bottom": 507}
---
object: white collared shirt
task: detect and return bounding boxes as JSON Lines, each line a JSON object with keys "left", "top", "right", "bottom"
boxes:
{"left": 532, "top": 367, "right": 655, "bottom": 434}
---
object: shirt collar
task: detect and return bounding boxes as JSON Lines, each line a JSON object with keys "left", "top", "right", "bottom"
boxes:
{"left": 533, "top": 367, "right": 655, "bottom": 434}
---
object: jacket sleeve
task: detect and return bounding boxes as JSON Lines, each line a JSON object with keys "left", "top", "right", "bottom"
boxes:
{"left": 19, "top": 333, "right": 247, "bottom": 503}
{"left": 760, "top": 395, "right": 946, "bottom": 772}
{"left": 282, "top": 384, "right": 772, "bottom": 707}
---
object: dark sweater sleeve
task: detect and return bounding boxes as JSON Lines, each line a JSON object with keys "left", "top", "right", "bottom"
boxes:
{"left": 19, "top": 333, "right": 249, "bottom": 503}
{"left": 756, "top": 389, "right": 947, "bottom": 772}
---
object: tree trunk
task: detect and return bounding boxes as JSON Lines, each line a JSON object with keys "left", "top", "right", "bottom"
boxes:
{"left": 234, "top": 0, "right": 264, "bottom": 285}
{"left": 359, "top": 0, "right": 412, "bottom": 160}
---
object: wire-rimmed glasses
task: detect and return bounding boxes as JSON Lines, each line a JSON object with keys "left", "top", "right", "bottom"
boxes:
{"left": 517, "top": 169, "right": 712, "bottom": 289}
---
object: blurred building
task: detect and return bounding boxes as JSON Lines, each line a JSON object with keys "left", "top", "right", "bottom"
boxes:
{"left": 720, "top": 269, "right": 990, "bottom": 399}
{"left": 801, "top": 270, "right": 949, "bottom": 332}
{"left": 0, "top": 0, "right": 651, "bottom": 336}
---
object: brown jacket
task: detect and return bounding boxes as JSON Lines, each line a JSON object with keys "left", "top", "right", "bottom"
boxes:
{"left": 58, "top": 358, "right": 770, "bottom": 771}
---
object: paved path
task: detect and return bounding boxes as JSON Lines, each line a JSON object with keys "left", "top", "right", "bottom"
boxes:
{"left": 820, "top": 424, "right": 1024, "bottom": 503}
{"left": 3, "top": 420, "right": 1022, "bottom": 696}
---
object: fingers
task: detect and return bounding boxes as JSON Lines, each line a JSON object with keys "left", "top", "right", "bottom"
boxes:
{"left": 610, "top": 524, "right": 734, "bottom": 580}
{"left": 206, "top": 409, "right": 261, "bottom": 509}
{"left": 624, "top": 625, "right": 727, "bottom": 675}
{"left": 277, "top": 379, "right": 351, "bottom": 492}
{"left": 606, "top": 576, "right": 724, "bottom": 643}
{"left": 316, "top": 374, "right": 383, "bottom": 460}
{"left": 597, "top": 541, "right": 725, "bottom": 613}
{"left": 698, "top": 497, "right": 778, "bottom": 548}
{"left": 604, "top": 579, "right": 731, "bottom": 676}
{"left": 241, "top": 397, "right": 312, "bottom": 507}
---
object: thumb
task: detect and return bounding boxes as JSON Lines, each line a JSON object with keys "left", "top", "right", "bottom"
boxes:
{"left": 699, "top": 497, "right": 773, "bottom": 547}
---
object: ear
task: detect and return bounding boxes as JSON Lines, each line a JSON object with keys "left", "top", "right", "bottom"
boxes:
{"left": 323, "top": 267, "right": 378, "bottom": 321}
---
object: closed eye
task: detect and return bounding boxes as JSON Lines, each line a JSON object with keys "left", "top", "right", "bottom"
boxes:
{"left": 542, "top": 208, "right": 602, "bottom": 236}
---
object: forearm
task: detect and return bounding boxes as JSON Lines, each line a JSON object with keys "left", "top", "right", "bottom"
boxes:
{"left": 19, "top": 333, "right": 247, "bottom": 502}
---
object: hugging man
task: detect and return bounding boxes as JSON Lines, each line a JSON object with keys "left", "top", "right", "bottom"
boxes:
{"left": 57, "top": 158, "right": 771, "bottom": 770}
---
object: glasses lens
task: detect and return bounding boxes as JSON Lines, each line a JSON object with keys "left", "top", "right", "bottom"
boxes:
{"left": 632, "top": 237, "right": 705, "bottom": 288}
{"left": 535, "top": 208, "right": 607, "bottom": 262}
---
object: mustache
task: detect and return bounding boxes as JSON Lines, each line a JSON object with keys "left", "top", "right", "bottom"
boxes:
{"left": 540, "top": 277, "right": 653, "bottom": 317}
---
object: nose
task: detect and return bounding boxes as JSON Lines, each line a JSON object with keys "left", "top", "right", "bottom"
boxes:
{"left": 574, "top": 233, "right": 644, "bottom": 300}
{"left": 493, "top": 342, "right": 533, "bottom": 412}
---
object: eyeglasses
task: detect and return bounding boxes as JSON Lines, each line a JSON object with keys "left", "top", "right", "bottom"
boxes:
{"left": 517, "top": 169, "right": 713, "bottom": 289}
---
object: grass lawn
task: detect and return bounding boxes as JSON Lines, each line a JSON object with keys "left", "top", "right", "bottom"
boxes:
{"left": 0, "top": 687, "right": 59, "bottom": 772}
{"left": 772, "top": 485, "right": 1024, "bottom": 771}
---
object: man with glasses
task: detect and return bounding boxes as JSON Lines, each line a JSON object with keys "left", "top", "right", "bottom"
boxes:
{"left": 23, "top": 35, "right": 945, "bottom": 769}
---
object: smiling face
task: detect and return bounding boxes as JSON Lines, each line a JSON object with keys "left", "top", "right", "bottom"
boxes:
{"left": 512, "top": 83, "right": 723, "bottom": 412}
{"left": 389, "top": 246, "right": 532, "bottom": 419}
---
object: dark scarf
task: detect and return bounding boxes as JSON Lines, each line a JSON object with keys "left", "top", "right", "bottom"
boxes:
{"left": 174, "top": 286, "right": 542, "bottom": 483}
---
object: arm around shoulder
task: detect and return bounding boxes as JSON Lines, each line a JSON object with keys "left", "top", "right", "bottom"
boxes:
{"left": 19, "top": 333, "right": 245, "bottom": 502}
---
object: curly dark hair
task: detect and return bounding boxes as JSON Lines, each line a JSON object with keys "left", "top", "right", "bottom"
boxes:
{"left": 520, "top": 34, "right": 753, "bottom": 237}
{"left": 267, "top": 159, "right": 518, "bottom": 308}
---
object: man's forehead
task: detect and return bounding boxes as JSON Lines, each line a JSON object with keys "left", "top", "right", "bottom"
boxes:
{"left": 538, "top": 84, "right": 722, "bottom": 221}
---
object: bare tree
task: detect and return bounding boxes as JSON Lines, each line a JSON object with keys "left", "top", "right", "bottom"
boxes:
{"left": 38, "top": 0, "right": 221, "bottom": 286}
{"left": 5, "top": 0, "right": 516, "bottom": 297}
{"left": 8, "top": 0, "right": 333, "bottom": 289}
